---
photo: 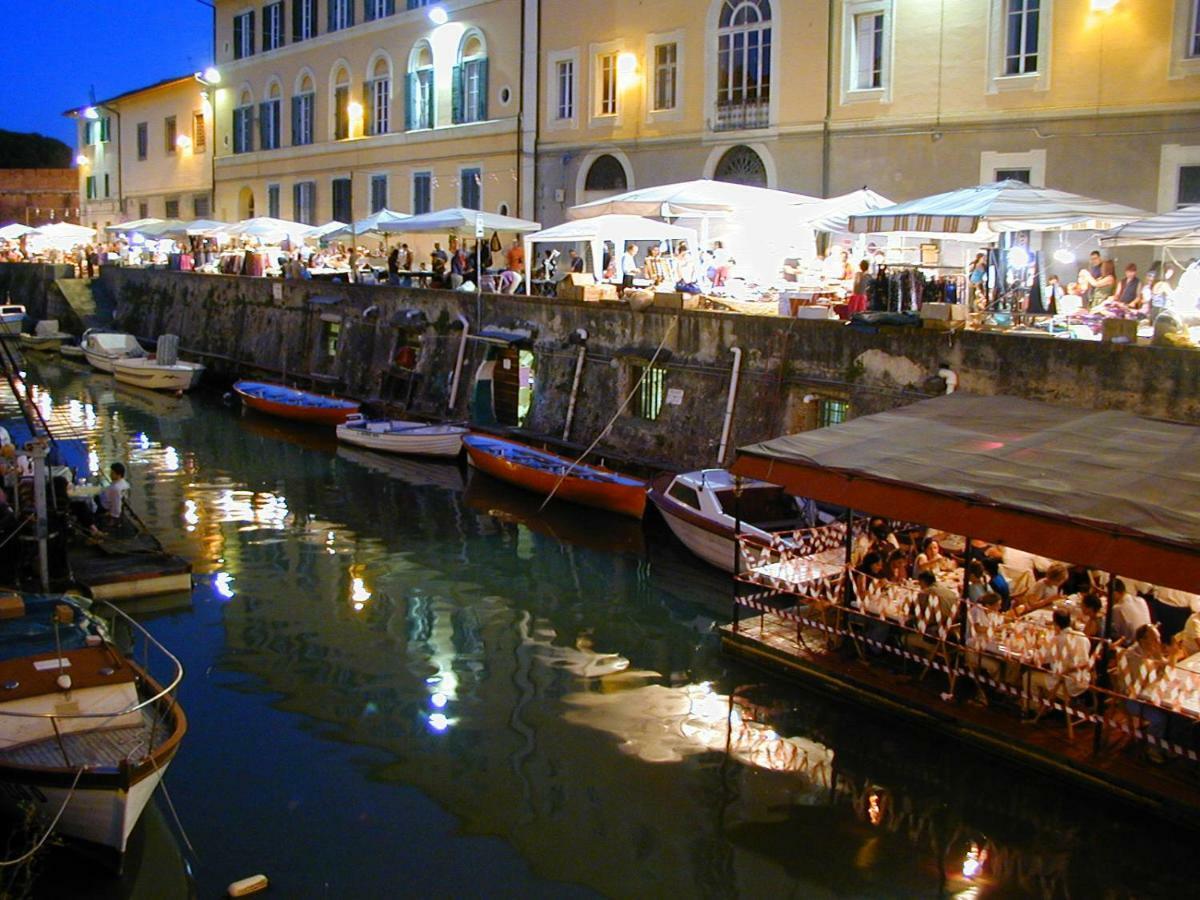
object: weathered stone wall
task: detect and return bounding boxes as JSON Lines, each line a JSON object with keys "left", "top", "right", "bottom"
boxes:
{"left": 93, "top": 266, "right": 1200, "bottom": 471}
{"left": 0, "top": 263, "right": 75, "bottom": 320}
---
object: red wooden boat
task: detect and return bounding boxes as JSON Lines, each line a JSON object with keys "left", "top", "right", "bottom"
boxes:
{"left": 463, "top": 434, "right": 647, "bottom": 519}
{"left": 233, "top": 380, "right": 360, "bottom": 426}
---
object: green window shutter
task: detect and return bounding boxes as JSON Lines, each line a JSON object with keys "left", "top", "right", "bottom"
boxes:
{"left": 404, "top": 73, "right": 414, "bottom": 131}
{"left": 451, "top": 64, "right": 463, "bottom": 124}
{"left": 477, "top": 58, "right": 489, "bottom": 121}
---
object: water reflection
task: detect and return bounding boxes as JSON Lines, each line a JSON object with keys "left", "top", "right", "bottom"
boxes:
{"left": 4, "top": 361, "right": 1197, "bottom": 898}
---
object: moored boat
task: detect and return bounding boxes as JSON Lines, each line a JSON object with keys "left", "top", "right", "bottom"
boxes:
{"left": 0, "top": 592, "right": 186, "bottom": 867}
{"left": 112, "top": 357, "right": 205, "bottom": 392}
{"left": 18, "top": 321, "right": 71, "bottom": 352}
{"left": 82, "top": 331, "right": 146, "bottom": 373}
{"left": 648, "top": 469, "right": 836, "bottom": 572}
{"left": 233, "top": 380, "right": 360, "bottom": 426}
{"left": 336, "top": 414, "right": 466, "bottom": 458}
{"left": 59, "top": 343, "right": 85, "bottom": 360}
{"left": 0, "top": 304, "right": 24, "bottom": 338}
{"left": 462, "top": 433, "right": 647, "bottom": 518}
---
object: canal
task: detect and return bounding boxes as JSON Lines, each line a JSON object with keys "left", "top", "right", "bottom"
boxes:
{"left": 3, "top": 356, "right": 1196, "bottom": 898}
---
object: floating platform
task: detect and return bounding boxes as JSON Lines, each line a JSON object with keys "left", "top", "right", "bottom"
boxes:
{"left": 721, "top": 614, "right": 1200, "bottom": 829}
{"left": 68, "top": 535, "right": 192, "bottom": 601}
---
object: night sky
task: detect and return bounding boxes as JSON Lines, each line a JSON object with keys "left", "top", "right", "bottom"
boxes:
{"left": 1, "top": 1, "right": 213, "bottom": 147}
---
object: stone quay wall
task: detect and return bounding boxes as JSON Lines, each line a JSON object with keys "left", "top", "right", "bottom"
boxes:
{"left": 64, "top": 266, "right": 1200, "bottom": 470}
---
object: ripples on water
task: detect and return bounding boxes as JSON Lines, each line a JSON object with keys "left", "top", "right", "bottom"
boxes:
{"left": 3, "top": 358, "right": 1195, "bottom": 899}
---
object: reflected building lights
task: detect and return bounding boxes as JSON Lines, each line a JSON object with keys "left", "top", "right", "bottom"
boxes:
{"left": 163, "top": 446, "right": 180, "bottom": 471}
{"left": 213, "top": 572, "right": 236, "bottom": 600}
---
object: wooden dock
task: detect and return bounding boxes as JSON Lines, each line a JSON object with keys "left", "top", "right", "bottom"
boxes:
{"left": 721, "top": 612, "right": 1200, "bottom": 828}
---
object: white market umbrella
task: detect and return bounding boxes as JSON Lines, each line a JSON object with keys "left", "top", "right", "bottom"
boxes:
{"left": 568, "top": 179, "right": 815, "bottom": 221}
{"left": 105, "top": 218, "right": 164, "bottom": 234}
{"left": 1100, "top": 205, "right": 1200, "bottom": 248}
{"left": 0, "top": 223, "right": 36, "bottom": 241}
{"left": 135, "top": 219, "right": 186, "bottom": 238}
{"left": 523, "top": 214, "right": 698, "bottom": 294}
{"left": 324, "top": 210, "right": 409, "bottom": 240}
{"left": 26, "top": 221, "right": 96, "bottom": 251}
{"left": 224, "top": 216, "right": 316, "bottom": 244}
{"left": 307, "top": 220, "right": 351, "bottom": 241}
{"left": 848, "top": 180, "right": 1150, "bottom": 236}
{"left": 395, "top": 207, "right": 540, "bottom": 234}
{"left": 794, "top": 189, "right": 893, "bottom": 233}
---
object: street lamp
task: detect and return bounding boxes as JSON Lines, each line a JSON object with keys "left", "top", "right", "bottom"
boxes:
{"left": 75, "top": 154, "right": 89, "bottom": 167}
{"left": 427, "top": 4, "right": 448, "bottom": 25}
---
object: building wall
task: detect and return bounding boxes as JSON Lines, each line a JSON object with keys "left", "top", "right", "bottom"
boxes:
{"left": 71, "top": 77, "right": 214, "bottom": 230}
{"left": 0, "top": 169, "right": 78, "bottom": 225}
{"left": 211, "top": 0, "right": 533, "bottom": 224}
{"left": 536, "top": 0, "right": 1200, "bottom": 226}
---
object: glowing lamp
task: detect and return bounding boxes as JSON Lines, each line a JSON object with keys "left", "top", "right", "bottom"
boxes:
{"left": 427, "top": 4, "right": 448, "bottom": 25}
{"left": 75, "top": 154, "right": 89, "bottom": 167}
{"left": 617, "top": 52, "right": 639, "bottom": 82}
{"left": 1091, "top": 0, "right": 1118, "bottom": 11}
{"left": 1006, "top": 245, "right": 1032, "bottom": 269}
{"left": 176, "top": 134, "right": 192, "bottom": 151}
{"left": 1052, "top": 248, "right": 1075, "bottom": 265}
{"left": 83, "top": 106, "right": 99, "bottom": 120}
{"left": 202, "top": 66, "right": 221, "bottom": 84}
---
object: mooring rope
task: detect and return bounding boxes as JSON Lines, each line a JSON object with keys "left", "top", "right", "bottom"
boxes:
{"left": 0, "top": 766, "right": 85, "bottom": 867}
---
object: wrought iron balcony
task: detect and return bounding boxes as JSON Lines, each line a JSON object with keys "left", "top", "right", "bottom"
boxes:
{"left": 713, "top": 99, "right": 771, "bottom": 132}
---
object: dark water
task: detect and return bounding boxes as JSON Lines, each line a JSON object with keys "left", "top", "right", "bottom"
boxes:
{"left": 3, "top": 357, "right": 1196, "bottom": 899}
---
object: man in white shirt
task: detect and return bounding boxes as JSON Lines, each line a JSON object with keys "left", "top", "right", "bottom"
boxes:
{"left": 99, "top": 462, "right": 129, "bottom": 525}
{"left": 1110, "top": 579, "right": 1151, "bottom": 643}
{"left": 1025, "top": 608, "right": 1093, "bottom": 716}
{"left": 619, "top": 243, "right": 641, "bottom": 290}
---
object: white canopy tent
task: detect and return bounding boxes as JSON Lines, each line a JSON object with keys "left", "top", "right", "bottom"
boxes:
{"left": 521, "top": 214, "right": 698, "bottom": 295}
{"left": 568, "top": 179, "right": 815, "bottom": 220}
{"left": 104, "top": 218, "right": 164, "bottom": 235}
{"left": 394, "top": 207, "right": 540, "bottom": 235}
{"left": 848, "top": 181, "right": 1150, "bottom": 237}
{"left": 0, "top": 223, "right": 36, "bottom": 241}
{"left": 223, "top": 216, "right": 316, "bottom": 245}
{"left": 794, "top": 188, "right": 893, "bottom": 233}
{"left": 1100, "top": 205, "right": 1200, "bottom": 248}
{"left": 154, "top": 218, "right": 230, "bottom": 238}
{"left": 26, "top": 221, "right": 96, "bottom": 252}
{"left": 323, "top": 210, "right": 408, "bottom": 240}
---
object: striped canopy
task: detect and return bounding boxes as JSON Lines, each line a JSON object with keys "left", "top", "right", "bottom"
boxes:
{"left": 1100, "top": 205, "right": 1200, "bottom": 248}
{"left": 848, "top": 181, "right": 1149, "bottom": 236}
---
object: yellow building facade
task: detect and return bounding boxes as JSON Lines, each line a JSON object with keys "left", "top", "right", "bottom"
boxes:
{"left": 67, "top": 75, "right": 215, "bottom": 231}
{"left": 536, "top": 0, "right": 1200, "bottom": 224}
{"left": 210, "top": 0, "right": 538, "bottom": 225}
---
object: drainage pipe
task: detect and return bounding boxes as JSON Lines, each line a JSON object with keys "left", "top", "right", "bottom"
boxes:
{"left": 937, "top": 366, "right": 959, "bottom": 394}
{"left": 717, "top": 346, "right": 743, "bottom": 465}
{"left": 448, "top": 315, "right": 470, "bottom": 412}
{"left": 562, "top": 329, "right": 588, "bottom": 439}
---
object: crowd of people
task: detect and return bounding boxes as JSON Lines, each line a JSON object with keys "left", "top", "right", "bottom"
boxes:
{"left": 803, "top": 518, "right": 1200, "bottom": 765}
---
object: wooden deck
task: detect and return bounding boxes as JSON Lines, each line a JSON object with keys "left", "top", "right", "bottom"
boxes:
{"left": 0, "top": 709, "right": 165, "bottom": 770}
{"left": 721, "top": 612, "right": 1200, "bottom": 827}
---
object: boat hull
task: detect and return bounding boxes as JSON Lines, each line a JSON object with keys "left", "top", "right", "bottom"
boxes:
{"left": 59, "top": 345, "right": 85, "bottom": 359}
{"left": 112, "top": 360, "right": 204, "bottom": 392}
{"left": 464, "top": 435, "right": 646, "bottom": 519}
{"left": 83, "top": 349, "right": 121, "bottom": 373}
{"left": 648, "top": 473, "right": 782, "bottom": 572}
{"left": 19, "top": 335, "right": 64, "bottom": 352}
{"left": 336, "top": 422, "right": 465, "bottom": 458}
{"left": 235, "top": 382, "right": 360, "bottom": 426}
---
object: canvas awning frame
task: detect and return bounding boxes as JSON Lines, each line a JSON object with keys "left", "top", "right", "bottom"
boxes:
{"left": 732, "top": 395, "right": 1200, "bottom": 593}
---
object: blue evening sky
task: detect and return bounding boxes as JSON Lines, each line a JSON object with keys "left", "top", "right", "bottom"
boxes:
{"left": 0, "top": 1, "right": 213, "bottom": 147}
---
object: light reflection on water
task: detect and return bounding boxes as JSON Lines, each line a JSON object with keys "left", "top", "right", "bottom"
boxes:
{"left": 4, "top": 360, "right": 1198, "bottom": 899}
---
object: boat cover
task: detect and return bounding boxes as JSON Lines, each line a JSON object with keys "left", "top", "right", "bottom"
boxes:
{"left": 733, "top": 394, "right": 1200, "bottom": 591}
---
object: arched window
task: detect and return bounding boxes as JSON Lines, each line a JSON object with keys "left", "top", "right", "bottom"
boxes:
{"left": 366, "top": 54, "right": 392, "bottom": 135}
{"left": 292, "top": 71, "right": 315, "bottom": 146}
{"left": 584, "top": 155, "right": 628, "bottom": 192}
{"left": 714, "top": 145, "right": 767, "bottom": 186}
{"left": 407, "top": 42, "right": 434, "bottom": 131}
{"left": 716, "top": 0, "right": 772, "bottom": 130}
{"left": 233, "top": 87, "right": 254, "bottom": 154}
{"left": 454, "top": 31, "right": 488, "bottom": 125}
{"left": 260, "top": 80, "right": 282, "bottom": 150}
{"left": 332, "top": 64, "right": 351, "bottom": 139}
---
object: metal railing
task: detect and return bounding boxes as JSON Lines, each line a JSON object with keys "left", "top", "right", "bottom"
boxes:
{"left": 713, "top": 99, "right": 771, "bottom": 132}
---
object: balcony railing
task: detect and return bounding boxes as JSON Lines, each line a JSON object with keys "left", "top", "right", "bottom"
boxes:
{"left": 713, "top": 98, "right": 771, "bottom": 132}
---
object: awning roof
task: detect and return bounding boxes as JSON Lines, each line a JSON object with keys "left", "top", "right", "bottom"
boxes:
{"left": 394, "top": 208, "right": 541, "bottom": 234}
{"left": 473, "top": 327, "right": 534, "bottom": 345}
{"left": 732, "top": 394, "right": 1200, "bottom": 592}
{"left": 1100, "top": 204, "right": 1200, "bottom": 248}
{"left": 848, "top": 180, "right": 1149, "bottom": 236}
{"left": 568, "top": 179, "right": 815, "bottom": 221}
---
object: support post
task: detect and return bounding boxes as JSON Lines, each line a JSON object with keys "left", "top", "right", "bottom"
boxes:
{"left": 28, "top": 438, "right": 50, "bottom": 591}
{"left": 1093, "top": 573, "right": 1118, "bottom": 753}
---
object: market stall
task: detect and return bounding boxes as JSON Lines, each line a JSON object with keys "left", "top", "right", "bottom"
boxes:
{"left": 521, "top": 214, "right": 698, "bottom": 297}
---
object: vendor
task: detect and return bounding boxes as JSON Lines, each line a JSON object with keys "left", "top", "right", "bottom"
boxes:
{"left": 619, "top": 243, "right": 641, "bottom": 290}
{"left": 781, "top": 247, "right": 803, "bottom": 283}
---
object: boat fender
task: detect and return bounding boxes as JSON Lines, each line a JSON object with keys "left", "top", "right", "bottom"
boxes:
{"left": 56, "top": 674, "right": 72, "bottom": 691}
{"left": 228, "top": 874, "right": 269, "bottom": 896}
{"left": 222, "top": 392, "right": 234, "bottom": 404}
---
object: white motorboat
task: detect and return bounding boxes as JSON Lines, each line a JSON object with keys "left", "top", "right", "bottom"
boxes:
{"left": 0, "top": 304, "right": 24, "bottom": 337}
{"left": 112, "top": 357, "right": 205, "bottom": 392}
{"left": 336, "top": 414, "right": 467, "bottom": 458}
{"left": 82, "top": 331, "right": 146, "bottom": 373}
{"left": 59, "top": 343, "right": 86, "bottom": 360}
{"left": 0, "top": 592, "right": 186, "bottom": 868}
{"left": 19, "top": 320, "right": 72, "bottom": 352}
{"left": 647, "top": 468, "right": 836, "bottom": 572}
